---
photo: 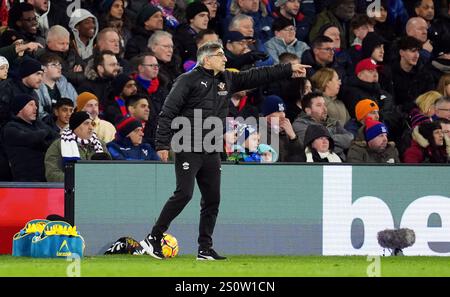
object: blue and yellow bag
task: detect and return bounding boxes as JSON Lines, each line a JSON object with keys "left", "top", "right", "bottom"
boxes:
{"left": 12, "top": 219, "right": 49, "bottom": 257}
{"left": 31, "top": 221, "right": 85, "bottom": 258}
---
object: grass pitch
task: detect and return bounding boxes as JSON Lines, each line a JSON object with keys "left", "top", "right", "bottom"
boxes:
{"left": 1, "top": 255, "right": 450, "bottom": 277}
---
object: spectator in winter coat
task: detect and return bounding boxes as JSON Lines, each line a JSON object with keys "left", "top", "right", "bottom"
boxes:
{"left": 304, "top": 124, "right": 342, "bottom": 162}
{"left": 107, "top": 115, "right": 160, "bottom": 160}
{"left": 1, "top": 94, "right": 58, "bottom": 181}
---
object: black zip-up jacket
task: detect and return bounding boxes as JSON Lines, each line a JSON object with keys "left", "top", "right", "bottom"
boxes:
{"left": 156, "top": 64, "right": 293, "bottom": 151}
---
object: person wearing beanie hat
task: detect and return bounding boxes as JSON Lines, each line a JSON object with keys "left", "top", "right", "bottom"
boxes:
{"left": 257, "top": 143, "right": 278, "bottom": 163}
{"left": 76, "top": 92, "right": 117, "bottom": 143}
{"left": 261, "top": 95, "right": 286, "bottom": 117}
{"left": 104, "top": 74, "right": 138, "bottom": 123}
{"left": 2, "top": 93, "right": 58, "bottom": 181}
{"left": 347, "top": 117, "right": 400, "bottom": 163}
{"left": 45, "top": 111, "right": 110, "bottom": 182}
{"left": 303, "top": 124, "right": 341, "bottom": 162}
{"left": 136, "top": 4, "right": 162, "bottom": 27}
{"left": 355, "top": 99, "right": 379, "bottom": 122}
{"left": 0, "top": 56, "right": 9, "bottom": 80}
{"left": 185, "top": 1, "right": 209, "bottom": 23}
{"left": 113, "top": 74, "right": 137, "bottom": 97}
{"left": 106, "top": 115, "right": 160, "bottom": 160}
{"left": 361, "top": 32, "right": 386, "bottom": 61}
{"left": 403, "top": 121, "right": 449, "bottom": 163}
{"left": 264, "top": 17, "right": 309, "bottom": 64}
{"left": 18, "top": 58, "right": 44, "bottom": 80}
{"left": 227, "top": 124, "right": 264, "bottom": 163}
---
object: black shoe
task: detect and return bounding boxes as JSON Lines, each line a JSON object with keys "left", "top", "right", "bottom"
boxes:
{"left": 197, "top": 248, "right": 227, "bottom": 260}
{"left": 140, "top": 234, "right": 165, "bottom": 259}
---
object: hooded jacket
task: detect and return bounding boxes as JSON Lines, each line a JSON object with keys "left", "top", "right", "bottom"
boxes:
{"left": 69, "top": 9, "right": 99, "bottom": 60}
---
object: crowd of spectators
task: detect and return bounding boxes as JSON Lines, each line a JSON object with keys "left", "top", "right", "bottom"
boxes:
{"left": 0, "top": 0, "right": 449, "bottom": 182}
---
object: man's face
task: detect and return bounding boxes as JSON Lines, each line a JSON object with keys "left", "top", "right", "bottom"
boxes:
{"left": 227, "top": 40, "right": 248, "bottom": 55}
{"left": 371, "top": 44, "right": 384, "bottom": 62}
{"left": 367, "top": 133, "right": 388, "bottom": 152}
{"left": 408, "top": 19, "right": 428, "bottom": 42}
{"left": 0, "top": 64, "right": 9, "bottom": 80}
{"left": 44, "top": 61, "right": 62, "bottom": 80}
{"left": 238, "top": 0, "right": 259, "bottom": 13}
{"left": 47, "top": 36, "right": 70, "bottom": 53}
{"left": 129, "top": 99, "right": 150, "bottom": 121}
{"left": 128, "top": 126, "right": 144, "bottom": 146}
{"left": 17, "top": 100, "right": 37, "bottom": 122}
{"left": 76, "top": 17, "right": 96, "bottom": 39}
{"left": 144, "top": 12, "right": 164, "bottom": 31}
{"left": 82, "top": 99, "right": 99, "bottom": 120}
{"left": 440, "top": 123, "right": 450, "bottom": 139}
{"left": 19, "top": 10, "right": 38, "bottom": 34}
{"left": 139, "top": 56, "right": 159, "bottom": 80}
{"left": 400, "top": 48, "right": 420, "bottom": 67}
{"left": 74, "top": 119, "right": 94, "bottom": 140}
{"left": 354, "top": 24, "right": 369, "bottom": 41}
{"left": 275, "top": 25, "right": 296, "bottom": 45}
{"left": 311, "top": 136, "right": 330, "bottom": 153}
{"left": 435, "top": 101, "right": 450, "bottom": 120}
{"left": 31, "top": 0, "right": 49, "bottom": 13}
{"left": 306, "top": 96, "right": 327, "bottom": 122}
{"left": 190, "top": 12, "right": 209, "bottom": 32}
{"left": 415, "top": 0, "right": 434, "bottom": 22}
{"left": 122, "top": 80, "right": 137, "bottom": 97}
{"left": 364, "top": 110, "right": 380, "bottom": 122}
{"left": 282, "top": 0, "right": 300, "bottom": 17}
{"left": 205, "top": 49, "right": 227, "bottom": 73}
{"left": 237, "top": 19, "right": 254, "bottom": 37}
{"left": 333, "top": 0, "right": 356, "bottom": 21}
{"left": 151, "top": 36, "right": 174, "bottom": 63}
{"left": 54, "top": 105, "right": 74, "bottom": 125}
{"left": 98, "top": 54, "right": 120, "bottom": 78}
{"left": 22, "top": 71, "right": 44, "bottom": 89}
{"left": 313, "top": 42, "right": 335, "bottom": 64}
{"left": 98, "top": 31, "right": 121, "bottom": 54}
{"left": 358, "top": 69, "right": 378, "bottom": 83}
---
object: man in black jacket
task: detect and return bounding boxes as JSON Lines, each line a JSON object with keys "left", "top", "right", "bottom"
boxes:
{"left": 140, "top": 41, "right": 309, "bottom": 260}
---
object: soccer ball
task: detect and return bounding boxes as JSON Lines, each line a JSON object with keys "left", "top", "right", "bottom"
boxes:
{"left": 161, "top": 233, "right": 179, "bottom": 258}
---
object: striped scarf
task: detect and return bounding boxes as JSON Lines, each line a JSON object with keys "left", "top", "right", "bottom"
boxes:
{"left": 61, "top": 129, "right": 104, "bottom": 165}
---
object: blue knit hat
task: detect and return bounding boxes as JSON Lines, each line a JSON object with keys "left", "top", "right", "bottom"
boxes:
{"left": 261, "top": 95, "right": 285, "bottom": 116}
{"left": 365, "top": 118, "right": 388, "bottom": 142}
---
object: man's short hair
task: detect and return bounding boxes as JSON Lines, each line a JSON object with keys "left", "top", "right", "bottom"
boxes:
{"left": 147, "top": 30, "right": 172, "bottom": 49}
{"left": 350, "top": 14, "right": 372, "bottom": 31}
{"left": 197, "top": 41, "right": 223, "bottom": 65}
{"left": 129, "top": 52, "right": 155, "bottom": 73}
{"left": 53, "top": 98, "right": 74, "bottom": 109}
{"left": 93, "top": 50, "right": 116, "bottom": 68}
{"left": 435, "top": 96, "right": 450, "bottom": 107}
{"left": 301, "top": 91, "right": 324, "bottom": 109}
{"left": 46, "top": 25, "right": 70, "bottom": 43}
{"left": 279, "top": 52, "right": 299, "bottom": 64}
{"left": 398, "top": 36, "right": 422, "bottom": 51}
{"left": 312, "top": 35, "right": 334, "bottom": 49}
{"left": 96, "top": 27, "right": 120, "bottom": 44}
{"left": 195, "top": 29, "right": 218, "bottom": 45}
{"left": 125, "top": 93, "right": 150, "bottom": 108}
{"left": 38, "top": 52, "right": 63, "bottom": 65}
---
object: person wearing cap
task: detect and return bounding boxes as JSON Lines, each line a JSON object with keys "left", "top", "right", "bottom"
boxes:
{"left": 1, "top": 94, "right": 58, "bottom": 181}
{"left": 106, "top": 115, "right": 159, "bottom": 161}
{"left": 140, "top": 40, "right": 309, "bottom": 260}
{"left": 174, "top": 1, "right": 210, "bottom": 63}
{"left": 0, "top": 57, "right": 44, "bottom": 127}
{"left": 347, "top": 117, "right": 400, "bottom": 163}
{"left": 303, "top": 124, "right": 341, "bottom": 162}
{"left": 76, "top": 91, "right": 116, "bottom": 143}
{"left": 68, "top": 8, "right": 99, "bottom": 60}
{"left": 344, "top": 98, "right": 380, "bottom": 138}
{"left": 271, "top": 0, "right": 315, "bottom": 42}
{"left": 339, "top": 58, "right": 394, "bottom": 123}
{"left": 224, "top": 30, "right": 269, "bottom": 70}
{"left": 391, "top": 36, "right": 435, "bottom": 114}
{"left": 125, "top": 4, "right": 163, "bottom": 60}
{"left": 36, "top": 52, "right": 78, "bottom": 121}
{"left": 293, "top": 90, "right": 353, "bottom": 161}
{"left": 403, "top": 120, "right": 449, "bottom": 163}
{"left": 45, "top": 111, "right": 110, "bottom": 182}
{"left": 264, "top": 17, "right": 310, "bottom": 64}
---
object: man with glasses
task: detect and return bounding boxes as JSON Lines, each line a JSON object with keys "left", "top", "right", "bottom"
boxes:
{"left": 140, "top": 41, "right": 310, "bottom": 260}
{"left": 0, "top": 2, "right": 45, "bottom": 47}
{"left": 36, "top": 53, "right": 78, "bottom": 122}
{"left": 265, "top": 17, "right": 309, "bottom": 64}
{"left": 434, "top": 96, "right": 450, "bottom": 121}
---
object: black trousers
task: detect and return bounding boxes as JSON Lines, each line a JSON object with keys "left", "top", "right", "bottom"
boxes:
{"left": 151, "top": 152, "right": 221, "bottom": 250}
